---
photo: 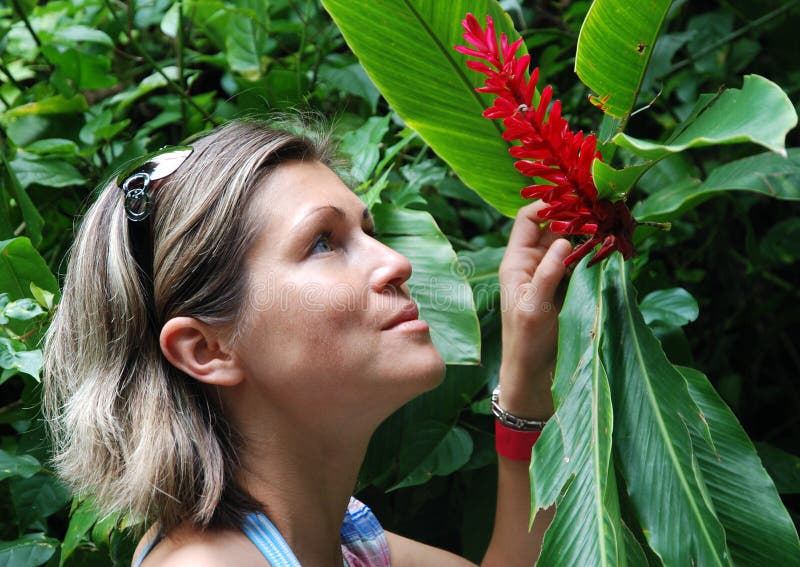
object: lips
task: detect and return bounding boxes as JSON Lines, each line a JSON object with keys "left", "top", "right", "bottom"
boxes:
{"left": 382, "top": 302, "right": 420, "bottom": 330}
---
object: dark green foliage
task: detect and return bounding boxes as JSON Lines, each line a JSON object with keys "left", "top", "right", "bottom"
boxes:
{"left": 0, "top": 1, "right": 798, "bottom": 565}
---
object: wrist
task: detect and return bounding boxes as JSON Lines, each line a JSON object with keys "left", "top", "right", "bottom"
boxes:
{"left": 497, "top": 367, "right": 555, "bottom": 420}
{"left": 492, "top": 385, "right": 548, "bottom": 461}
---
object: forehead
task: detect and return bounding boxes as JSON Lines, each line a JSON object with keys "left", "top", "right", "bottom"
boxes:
{"left": 251, "top": 160, "right": 365, "bottom": 236}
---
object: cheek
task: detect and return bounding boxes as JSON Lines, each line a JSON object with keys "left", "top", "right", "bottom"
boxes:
{"left": 244, "top": 277, "right": 373, "bottom": 375}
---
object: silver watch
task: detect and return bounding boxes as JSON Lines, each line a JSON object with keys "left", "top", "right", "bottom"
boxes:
{"left": 491, "top": 386, "right": 548, "bottom": 431}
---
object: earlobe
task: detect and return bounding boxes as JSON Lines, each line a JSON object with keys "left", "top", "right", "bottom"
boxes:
{"left": 159, "top": 317, "right": 245, "bottom": 387}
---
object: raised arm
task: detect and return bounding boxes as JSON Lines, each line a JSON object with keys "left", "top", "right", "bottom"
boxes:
{"left": 482, "top": 201, "right": 571, "bottom": 566}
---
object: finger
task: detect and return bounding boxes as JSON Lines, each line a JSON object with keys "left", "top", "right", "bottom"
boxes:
{"left": 506, "top": 201, "right": 548, "bottom": 253}
{"left": 531, "top": 238, "right": 572, "bottom": 304}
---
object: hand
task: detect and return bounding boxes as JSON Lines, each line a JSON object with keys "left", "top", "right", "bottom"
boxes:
{"left": 497, "top": 201, "right": 572, "bottom": 419}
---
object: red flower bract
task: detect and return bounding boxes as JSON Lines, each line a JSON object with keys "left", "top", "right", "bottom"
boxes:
{"left": 455, "top": 13, "right": 636, "bottom": 267}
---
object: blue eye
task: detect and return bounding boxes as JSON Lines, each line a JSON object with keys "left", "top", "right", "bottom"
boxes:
{"left": 311, "top": 232, "right": 333, "bottom": 254}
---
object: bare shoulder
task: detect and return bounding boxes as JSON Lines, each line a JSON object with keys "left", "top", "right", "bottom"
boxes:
{"left": 135, "top": 522, "right": 266, "bottom": 567}
{"left": 384, "top": 531, "right": 479, "bottom": 567}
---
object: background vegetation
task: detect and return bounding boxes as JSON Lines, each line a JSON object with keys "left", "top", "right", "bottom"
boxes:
{"left": 0, "top": 0, "right": 798, "bottom": 565}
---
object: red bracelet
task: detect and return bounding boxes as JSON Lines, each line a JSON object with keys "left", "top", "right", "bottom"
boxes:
{"left": 495, "top": 419, "right": 542, "bottom": 461}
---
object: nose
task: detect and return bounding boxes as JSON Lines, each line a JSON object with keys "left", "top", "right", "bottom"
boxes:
{"left": 369, "top": 239, "right": 413, "bottom": 293}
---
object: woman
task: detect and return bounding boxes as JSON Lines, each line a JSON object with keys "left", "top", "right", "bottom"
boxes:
{"left": 43, "top": 120, "right": 571, "bottom": 566}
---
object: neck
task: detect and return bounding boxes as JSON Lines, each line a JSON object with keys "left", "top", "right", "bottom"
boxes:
{"left": 233, "top": 398, "right": 378, "bottom": 567}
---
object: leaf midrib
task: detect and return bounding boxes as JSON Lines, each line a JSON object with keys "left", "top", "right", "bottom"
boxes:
{"left": 399, "top": 0, "right": 506, "bottom": 141}
{"left": 591, "top": 261, "right": 612, "bottom": 566}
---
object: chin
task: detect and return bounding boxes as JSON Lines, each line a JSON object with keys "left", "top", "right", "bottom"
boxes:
{"left": 403, "top": 347, "right": 447, "bottom": 397}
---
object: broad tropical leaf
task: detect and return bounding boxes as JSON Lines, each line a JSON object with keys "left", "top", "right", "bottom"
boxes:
{"left": 602, "top": 255, "right": 731, "bottom": 566}
{"left": 531, "top": 259, "right": 625, "bottom": 566}
{"left": 321, "top": 0, "right": 528, "bottom": 216}
{"left": 0, "top": 533, "right": 59, "bottom": 567}
{"left": 575, "top": 0, "right": 674, "bottom": 119}
{"left": 615, "top": 75, "right": 797, "bottom": 159}
{"left": 391, "top": 421, "right": 473, "bottom": 490}
{"left": 633, "top": 148, "right": 800, "bottom": 222}
{"left": 680, "top": 366, "right": 800, "bottom": 566}
{"left": 372, "top": 203, "right": 480, "bottom": 364}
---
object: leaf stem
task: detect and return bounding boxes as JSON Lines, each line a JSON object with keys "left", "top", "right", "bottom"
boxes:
{"left": 102, "top": 0, "right": 220, "bottom": 126}
{"left": 670, "top": 0, "right": 800, "bottom": 74}
{"left": 10, "top": 0, "right": 42, "bottom": 48}
{"left": 177, "top": 0, "right": 188, "bottom": 138}
{"left": 0, "top": 61, "right": 24, "bottom": 92}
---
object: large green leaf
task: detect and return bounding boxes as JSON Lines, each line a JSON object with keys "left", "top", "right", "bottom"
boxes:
{"left": 0, "top": 449, "right": 40, "bottom": 482}
{"left": 0, "top": 238, "right": 59, "bottom": 301}
{"left": 680, "top": 367, "right": 800, "bottom": 566}
{"left": 372, "top": 204, "right": 480, "bottom": 364}
{"left": 756, "top": 443, "right": 800, "bottom": 495}
{"left": 1, "top": 151, "right": 44, "bottom": 247}
{"left": 615, "top": 75, "right": 797, "bottom": 159}
{"left": 0, "top": 533, "right": 59, "bottom": 567}
{"left": 575, "top": 0, "right": 674, "bottom": 119}
{"left": 633, "top": 148, "right": 800, "bottom": 222}
{"left": 602, "top": 255, "right": 730, "bottom": 566}
{"left": 321, "top": 0, "right": 528, "bottom": 217}
{"left": 391, "top": 421, "right": 473, "bottom": 490}
{"left": 225, "top": 0, "right": 269, "bottom": 80}
{"left": 531, "top": 258, "right": 626, "bottom": 566}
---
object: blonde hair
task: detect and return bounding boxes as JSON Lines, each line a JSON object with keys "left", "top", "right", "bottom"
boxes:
{"left": 43, "top": 120, "right": 332, "bottom": 532}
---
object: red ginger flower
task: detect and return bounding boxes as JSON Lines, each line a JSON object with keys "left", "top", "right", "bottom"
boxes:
{"left": 455, "top": 13, "right": 636, "bottom": 267}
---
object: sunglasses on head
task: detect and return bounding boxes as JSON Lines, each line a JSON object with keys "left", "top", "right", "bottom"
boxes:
{"left": 115, "top": 146, "right": 194, "bottom": 333}
{"left": 117, "top": 146, "right": 194, "bottom": 222}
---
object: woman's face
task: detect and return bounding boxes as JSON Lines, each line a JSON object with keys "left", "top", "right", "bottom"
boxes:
{"left": 233, "top": 161, "right": 444, "bottom": 424}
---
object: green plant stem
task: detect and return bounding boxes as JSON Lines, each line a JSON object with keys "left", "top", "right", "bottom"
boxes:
{"left": 177, "top": 0, "right": 188, "bottom": 138}
{"left": 0, "top": 61, "right": 24, "bottom": 92}
{"left": 102, "top": 0, "right": 220, "bottom": 126}
{"left": 670, "top": 0, "right": 800, "bottom": 74}
{"left": 10, "top": 0, "right": 41, "bottom": 48}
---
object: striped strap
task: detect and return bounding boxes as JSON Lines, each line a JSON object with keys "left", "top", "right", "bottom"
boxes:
{"left": 242, "top": 511, "right": 302, "bottom": 567}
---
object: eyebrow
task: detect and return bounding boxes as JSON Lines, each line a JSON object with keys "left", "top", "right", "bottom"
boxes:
{"left": 289, "top": 204, "right": 373, "bottom": 235}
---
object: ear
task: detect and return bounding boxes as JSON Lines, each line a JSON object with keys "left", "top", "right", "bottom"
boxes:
{"left": 159, "top": 317, "right": 245, "bottom": 387}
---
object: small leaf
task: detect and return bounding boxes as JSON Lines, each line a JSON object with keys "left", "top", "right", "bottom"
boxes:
{"left": 760, "top": 218, "right": 800, "bottom": 266}
{"left": 0, "top": 449, "right": 41, "bottom": 481}
{"left": 29, "top": 282, "right": 55, "bottom": 311}
{"left": 318, "top": 62, "right": 380, "bottom": 112}
{"left": 10, "top": 154, "right": 86, "bottom": 189}
{"left": 338, "top": 115, "right": 391, "bottom": 184}
{"left": 4, "top": 298, "right": 45, "bottom": 321}
{"left": 639, "top": 287, "right": 698, "bottom": 328}
{"left": 53, "top": 25, "right": 114, "bottom": 46}
{"left": 61, "top": 497, "right": 106, "bottom": 564}
{"left": 1, "top": 94, "right": 89, "bottom": 122}
{"left": 225, "top": 0, "right": 269, "bottom": 80}
{"left": 0, "top": 338, "right": 43, "bottom": 380}
{"left": 23, "top": 138, "right": 79, "bottom": 156}
{"left": 592, "top": 160, "right": 651, "bottom": 200}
